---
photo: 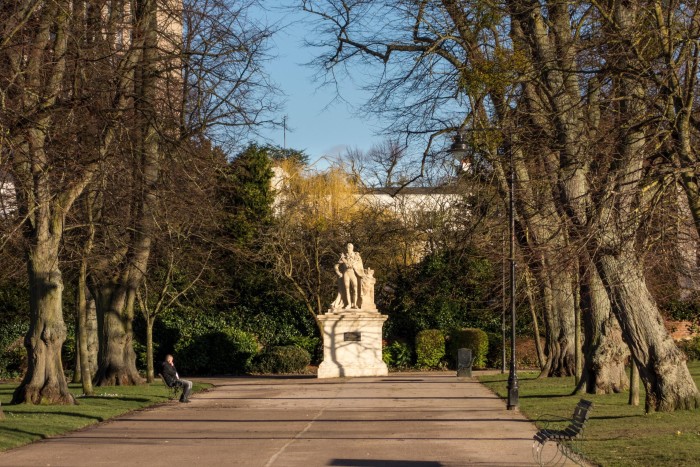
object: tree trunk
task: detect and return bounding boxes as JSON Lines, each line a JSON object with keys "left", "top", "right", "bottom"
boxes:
{"left": 675, "top": 185, "right": 700, "bottom": 299}
{"left": 597, "top": 248, "right": 699, "bottom": 411}
{"left": 12, "top": 248, "right": 75, "bottom": 405}
{"left": 579, "top": 260, "right": 629, "bottom": 394}
{"left": 76, "top": 265, "right": 93, "bottom": 395}
{"left": 524, "top": 268, "right": 545, "bottom": 369}
{"left": 7, "top": 0, "right": 76, "bottom": 406}
{"left": 93, "top": 285, "right": 143, "bottom": 386}
{"left": 146, "top": 317, "right": 155, "bottom": 383}
{"left": 629, "top": 360, "right": 640, "bottom": 406}
{"left": 73, "top": 307, "right": 82, "bottom": 384}
{"left": 86, "top": 286, "right": 99, "bottom": 378}
{"left": 538, "top": 272, "right": 554, "bottom": 378}
{"left": 74, "top": 346, "right": 81, "bottom": 383}
{"left": 542, "top": 268, "right": 576, "bottom": 377}
{"left": 500, "top": 129, "right": 577, "bottom": 378}
{"left": 674, "top": 105, "right": 700, "bottom": 241}
{"left": 574, "top": 277, "right": 582, "bottom": 381}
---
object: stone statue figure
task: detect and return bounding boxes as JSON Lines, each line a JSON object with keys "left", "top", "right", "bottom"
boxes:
{"left": 333, "top": 243, "right": 364, "bottom": 309}
{"left": 330, "top": 243, "right": 377, "bottom": 312}
{"left": 359, "top": 268, "right": 376, "bottom": 310}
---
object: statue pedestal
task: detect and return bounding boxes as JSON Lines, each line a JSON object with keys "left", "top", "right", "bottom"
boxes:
{"left": 317, "top": 310, "right": 388, "bottom": 378}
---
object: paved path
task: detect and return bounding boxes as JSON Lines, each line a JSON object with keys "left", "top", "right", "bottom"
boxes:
{"left": 0, "top": 373, "right": 566, "bottom": 466}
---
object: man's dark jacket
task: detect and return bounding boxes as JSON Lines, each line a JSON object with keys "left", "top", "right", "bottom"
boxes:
{"left": 161, "top": 361, "right": 179, "bottom": 387}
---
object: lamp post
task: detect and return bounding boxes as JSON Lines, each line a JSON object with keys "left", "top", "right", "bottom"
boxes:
{"left": 505, "top": 137, "right": 518, "bottom": 410}
{"left": 449, "top": 128, "right": 518, "bottom": 410}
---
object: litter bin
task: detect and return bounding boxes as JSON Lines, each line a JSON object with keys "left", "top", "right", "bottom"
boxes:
{"left": 457, "top": 348, "right": 473, "bottom": 378}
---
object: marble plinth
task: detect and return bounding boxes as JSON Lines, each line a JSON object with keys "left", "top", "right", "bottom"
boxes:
{"left": 317, "top": 310, "right": 388, "bottom": 378}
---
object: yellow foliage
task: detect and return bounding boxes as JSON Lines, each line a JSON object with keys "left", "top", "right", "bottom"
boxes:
{"left": 276, "top": 164, "right": 362, "bottom": 229}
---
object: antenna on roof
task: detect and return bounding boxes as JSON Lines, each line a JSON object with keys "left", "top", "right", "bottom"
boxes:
{"left": 283, "top": 115, "right": 287, "bottom": 149}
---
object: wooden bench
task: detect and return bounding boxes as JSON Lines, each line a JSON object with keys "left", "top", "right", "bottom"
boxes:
{"left": 532, "top": 399, "right": 593, "bottom": 466}
{"left": 159, "top": 373, "right": 181, "bottom": 400}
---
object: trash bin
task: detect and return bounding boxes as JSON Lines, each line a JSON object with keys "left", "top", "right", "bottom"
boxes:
{"left": 457, "top": 348, "right": 473, "bottom": 378}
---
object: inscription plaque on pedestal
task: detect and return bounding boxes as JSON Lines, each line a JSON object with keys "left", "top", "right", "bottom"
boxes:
{"left": 344, "top": 332, "right": 361, "bottom": 342}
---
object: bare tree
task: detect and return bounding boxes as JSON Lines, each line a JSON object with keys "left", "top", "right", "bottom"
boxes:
{"left": 137, "top": 227, "right": 211, "bottom": 383}
{"left": 301, "top": 0, "right": 699, "bottom": 409}
{"left": 87, "top": 0, "right": 278, "bottom": 386}
{"left": 1, "top": 0, "right": 146, "bottom": 404}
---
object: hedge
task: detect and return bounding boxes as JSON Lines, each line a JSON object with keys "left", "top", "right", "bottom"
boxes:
{"left": 250, "top": 345, "right": 310, "bottom": 374}
{"left": 174, "top": 328, "right": 259, "bottom": 375}
{"left": 448, "top": 328, "right": 489, "bottom": 369}
{"left": 415, "top": 329, "right": 446, "bottom": 368}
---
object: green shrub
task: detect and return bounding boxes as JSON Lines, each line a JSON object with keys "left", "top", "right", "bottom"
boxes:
{"left": 665, "top": 299, "right": 700, "bottom": 323}
{"left": 0, "top": 283, "right": 30, "bottom": 379}
{"left": 448, "top": 328, "right": 489, "bottom": 369}
{"left": 286, "top": 335, "right": 322, "bottom": 364}
{"left": 250, "top": 345, "right": 311, "bottom": 374}
{"left": 415, "top": 329, "right": 446, "bottom": 368}
{"left": 0, "top": 335, "right": 26, "bottom": 380}
{"left": 174, "top": 328, "right": 259, "bottom": 375}
{"left": 0, "top": 321, "right": 28, "bottom": 379}
{"left": 677, "top": 337, "right": 700, "bottom": 361}
{"left": 383, "top": 341, "right": 413, "bottom": 369}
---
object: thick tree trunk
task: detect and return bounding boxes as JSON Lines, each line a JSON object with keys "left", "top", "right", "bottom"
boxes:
{"left": 93, "top": 285, "right": 143, "bottom": 386}
{"left": 597, "top": 248, "right": 699, "bottom": 411}
{"left": 675, "top": 186, "right": 700, "bottom": 299}
{"left": 579, "top": 261, "right": 629, "bottom": 394}
{"left": 7, "top": 0, "right": 76, "bottom": 406}
{"left": 542, "top": 268, "right": 576, "bottom": 377}
{"left": 12, "top": 249, "right": 75, "bottom": 404}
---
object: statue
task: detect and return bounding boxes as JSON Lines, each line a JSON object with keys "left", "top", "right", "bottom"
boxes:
{"left": 330, "top": 243, "right": 377, "bottom": 312}
{"left": 319, "top": 244, "right": 387, "bottom": 378}
{"left": 359, "top": 268, "right": 376, "bottom": 310}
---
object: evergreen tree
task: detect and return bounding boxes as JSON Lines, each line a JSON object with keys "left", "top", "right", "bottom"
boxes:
{"left": 221, "top": 144, "right": 276, "bottom": 246}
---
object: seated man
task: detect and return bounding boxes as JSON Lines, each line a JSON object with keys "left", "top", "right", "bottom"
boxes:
{"left": 161, "top": 354, "right": 193, "bottom": 403}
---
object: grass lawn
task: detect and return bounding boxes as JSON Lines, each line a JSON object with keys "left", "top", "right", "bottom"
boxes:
{"left": 479, "top": 361, "right": 700, "bottom": 466}
{"left": 0, "top": 380, "right": 210, "bottom": 452}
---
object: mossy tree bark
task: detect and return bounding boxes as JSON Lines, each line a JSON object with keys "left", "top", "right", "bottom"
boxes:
{"left": 12, "top": 247, "right": 75, "bottom": 405}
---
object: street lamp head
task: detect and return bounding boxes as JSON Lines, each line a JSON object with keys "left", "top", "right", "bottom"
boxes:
{"left": 449, "top": 131, "right": 475, "bottom": 174}
{"left": 448, "top": 132, "right": 470, "bottom": 159}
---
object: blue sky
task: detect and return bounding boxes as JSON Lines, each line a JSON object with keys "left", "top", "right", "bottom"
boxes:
{"left": 253, "top": 3, "right": 384, "bottom": 168}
